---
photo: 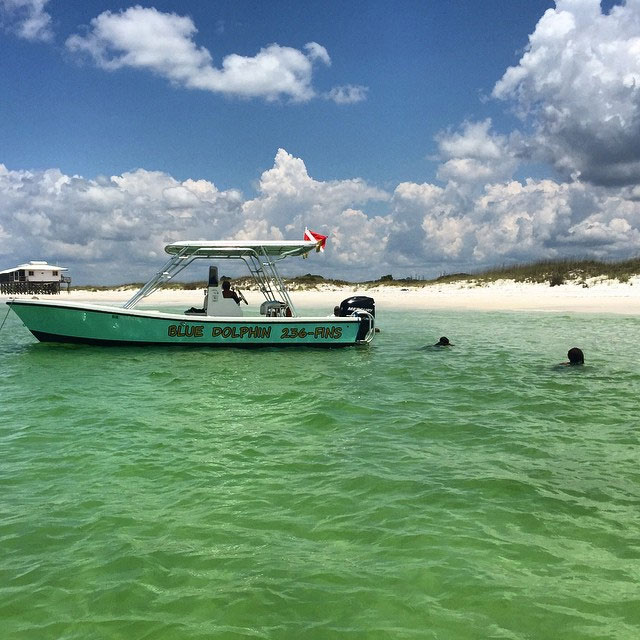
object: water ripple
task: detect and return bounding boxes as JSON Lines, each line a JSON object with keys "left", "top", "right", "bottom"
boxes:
{"left": 1, "top": 309, "right": 640, "bottom": 638}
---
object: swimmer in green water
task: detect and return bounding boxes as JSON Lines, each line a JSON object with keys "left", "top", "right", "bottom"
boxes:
{"left": 561, "top": 347, "right": 584, "bottom": 365}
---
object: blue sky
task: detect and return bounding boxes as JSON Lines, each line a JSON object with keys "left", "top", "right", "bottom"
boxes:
{"left": 1, "top": 0, "right": 639, "bottom": 283}
{"left": 2, "top": 1, "right": 553, "bottom": 189}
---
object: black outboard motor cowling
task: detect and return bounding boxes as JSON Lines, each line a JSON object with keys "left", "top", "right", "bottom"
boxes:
{"left": 339, "top": 296, "right": 375, "bottom": 318}
{"left": 339, "top": 296, "right": 375, "bottom": 342}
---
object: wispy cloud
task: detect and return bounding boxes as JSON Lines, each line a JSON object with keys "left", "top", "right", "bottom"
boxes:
{"left": 326, "top": 84, "right": 368, "bottom": 105}
{"left": 0, "top": 0, "right": 53, "bottom": 42}
{"left": 65, "top": 6, "right": 336, "bottom": 103}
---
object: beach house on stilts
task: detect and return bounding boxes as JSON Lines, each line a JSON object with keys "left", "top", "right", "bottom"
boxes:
{"left": 0, "top": 261, "right": 71, "bottom": 295}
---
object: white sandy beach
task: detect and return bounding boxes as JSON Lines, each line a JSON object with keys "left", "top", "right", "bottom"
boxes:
{"left": 3, "top": 277, "right": 640, "bottom": 314}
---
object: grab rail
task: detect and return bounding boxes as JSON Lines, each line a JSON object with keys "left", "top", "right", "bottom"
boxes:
{"left": 354, "top": 310, "right": 376, "bottom": 344}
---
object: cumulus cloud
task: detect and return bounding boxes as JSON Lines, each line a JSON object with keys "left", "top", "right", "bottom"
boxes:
{"left": 435, "top": 119, "right": 520, "bottom": 190}
{"left": 65, "top": 6, "right": 333, "bottom": 102}
{"left": 470, "top": 179, "right": 574, "bottom": 262}
{"left": 239, "top": 150, "right": 388, "bottom": 229}
{"left": 238, "top": 149, "right": 390, "bottom": 271}
{"left": 386, "top": 173, "right": 640, "bottom": 272}
{"left": 493, "top": 0, "right": 640, "bottom": 186}
{"left": 0, "top": 152, "right": 392, "bottom": 282}
{"left": 4, "top": 146, "right": 640, "bottom": 284}
{"left": 0, "top": 163, "right": 244, "bottom": 283}
{"left": 0, "top": 0, "right": 53, "bottom": 41}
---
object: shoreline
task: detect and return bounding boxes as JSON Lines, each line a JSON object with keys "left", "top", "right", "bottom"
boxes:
{"left": 2, "top": 278, "right": 640, "bottom": 315}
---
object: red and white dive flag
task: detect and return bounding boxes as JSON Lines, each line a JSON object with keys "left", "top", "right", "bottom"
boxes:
{"left": 303, "top": 227, "right": 328, "bottom": 252}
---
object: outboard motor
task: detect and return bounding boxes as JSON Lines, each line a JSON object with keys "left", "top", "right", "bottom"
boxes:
{"left": 339, "top": 296, "right": 375, "bottom": 318}
{"left": 339, "top": 296, "right": 375, "bottom": 342}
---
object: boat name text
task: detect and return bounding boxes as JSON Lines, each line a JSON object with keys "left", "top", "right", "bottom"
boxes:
{"left": 166, "top": 324, "right": 343, "bottom": 340}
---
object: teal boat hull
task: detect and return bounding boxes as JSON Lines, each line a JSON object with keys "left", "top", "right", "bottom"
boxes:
{"left": 6, "top": 300, "right": 368, "bottom": 347}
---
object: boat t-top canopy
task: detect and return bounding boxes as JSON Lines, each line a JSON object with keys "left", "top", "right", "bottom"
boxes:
{"left": 165, "top": 240, "right": 317, "bottom": 259}
{"left": 124, "top": 238, "right": 321, "bottom": 312}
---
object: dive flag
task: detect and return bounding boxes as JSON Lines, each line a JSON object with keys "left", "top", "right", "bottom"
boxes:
{"left": 303, "top": 228, "right": 328, "bottom": 252}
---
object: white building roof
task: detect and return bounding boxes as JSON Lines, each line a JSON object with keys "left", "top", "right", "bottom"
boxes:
{"left": 0, "top": 260, "right": 68, "bottom": 275}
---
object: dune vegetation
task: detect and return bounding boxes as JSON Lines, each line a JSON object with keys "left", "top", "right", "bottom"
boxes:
{"left": 79, "top": 257, "right": 640, "bottom": 291}
{"left": 430, "top": 257, "right": 640, "bottom": 287}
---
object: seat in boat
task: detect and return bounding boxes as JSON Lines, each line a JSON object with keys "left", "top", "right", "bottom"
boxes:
{"left": 204, "top": 265, "right": 243, "bottom": 317}
{"left": 206, "top": 290, "right": 243, "bottom": 316}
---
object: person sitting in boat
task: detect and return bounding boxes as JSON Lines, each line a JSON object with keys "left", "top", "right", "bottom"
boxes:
{"left": 221, "top": 280, "right": 246, "bottom": 305}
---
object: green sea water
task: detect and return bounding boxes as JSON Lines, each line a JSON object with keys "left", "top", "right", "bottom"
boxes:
{"left": 1, "top": 305, "right": 639, "bottom": 639}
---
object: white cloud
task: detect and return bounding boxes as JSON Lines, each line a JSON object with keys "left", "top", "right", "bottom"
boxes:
{"left": 493, "top": 0, "right": 640, "bottom": 186}
{"left": 304, "top": 42, "right": 331, "bottom": 66}
{"left": 470, "top": 179, "right": 574, "bottom": 262}
{"left": 0, "top": 152, "right": 393, "bottom": 282}
{"left": 239, "top": 149, "right": 389, "bottom": 232}
{"left": 0, "top": 0, "right": 52, "bottom": 41}
{"left": 237, "top": 149, "right": 390, "bottom": 272}
{"left": 0, "top": 164, "right": 244, "bottom": 283}
{"left": 326, "top": 85, "right": 368, "bottom": 104}
{"left": 330, "top": 209, "right": 390, "bottom": 266}
{"left": 385, "top": 169, "right": 640, "bottom": 272}
{"left": 6, "top": 1, "right": 640, "bottom": 281}
{"left": 4, "top": 148, "right": 640, "bottom": 284}
{"left": 65, "top": 6, "right": 334, "bottom": 102}
{"left": 435, "top": 120, "right": 519, "bottom": 189}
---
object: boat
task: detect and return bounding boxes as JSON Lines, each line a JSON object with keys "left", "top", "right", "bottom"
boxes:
{"left": 5, "top": 235, "right": 376, "bottom": 347}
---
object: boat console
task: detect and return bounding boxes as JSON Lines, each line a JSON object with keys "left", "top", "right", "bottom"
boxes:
{"left": 260, "top": 300, "right": 291, "bottom": 317}
{"left": 206, "top": 266, "right": 243, "bottom": 317}
{"left": 185, "top": 266, "right": 243, "bottom": 317}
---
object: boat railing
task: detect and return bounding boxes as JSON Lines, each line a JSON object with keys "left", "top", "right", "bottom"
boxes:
{"left": 123, "top": 245, "right": 299, "bottom": 313}
{"left": 355, "top": 310, "right": 376, "bottom": 344}
{"left": 123, "top": 247, "right": 193, "bottom": 308}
